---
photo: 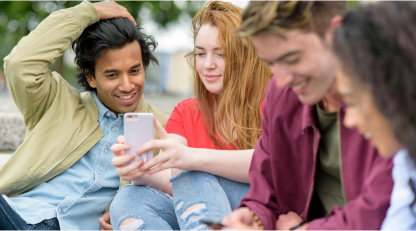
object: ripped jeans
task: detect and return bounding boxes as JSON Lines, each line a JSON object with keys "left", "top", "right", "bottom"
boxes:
{"left": 110, "top": 171, "right": 250, "bottom": 230}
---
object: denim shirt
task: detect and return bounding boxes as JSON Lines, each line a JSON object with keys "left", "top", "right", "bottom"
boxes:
{"left": 381, "top": 149, "right": 416, "bottom": 230}
{"left": 5, "top": 91, "right": 122, "bottom": 230}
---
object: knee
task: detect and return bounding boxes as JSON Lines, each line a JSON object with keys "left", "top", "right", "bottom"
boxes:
{"left": 119, "top": 217, "right": 144, "bottom": 231}
{"left": 176, "top": 201, "right": 209, "bottom": 230}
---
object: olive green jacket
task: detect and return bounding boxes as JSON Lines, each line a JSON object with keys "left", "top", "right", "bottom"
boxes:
{"left": 1, "top": 1, "right": 167, "bottom": 197}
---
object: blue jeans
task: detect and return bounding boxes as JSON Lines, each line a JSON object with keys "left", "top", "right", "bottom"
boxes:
{"left": 0, "top": 195, "right": 60, "bottom": 230}
{"left": 110, "top": 171, "right": 250, "bottom": 230}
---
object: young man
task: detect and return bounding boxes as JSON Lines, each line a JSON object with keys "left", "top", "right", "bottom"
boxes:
{"left": 0, "top": 1, "right": 167, "bottom": 230}
{"left": 222, "top": 1, "right": 393, "bottom": 230}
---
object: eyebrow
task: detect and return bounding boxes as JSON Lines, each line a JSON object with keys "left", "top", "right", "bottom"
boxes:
{"left": 103, "top": 63, "right": 142, "bottom": 74}
{"left": 195, "top": 46, "right": 220, "bottom": 51}
{"left": 260, "top": 50, "right": 302, "bottom": 63}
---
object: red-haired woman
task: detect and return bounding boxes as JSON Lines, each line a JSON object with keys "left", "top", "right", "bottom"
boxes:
{"left": 110, "top": 1, "right": 271, "bottom": 230}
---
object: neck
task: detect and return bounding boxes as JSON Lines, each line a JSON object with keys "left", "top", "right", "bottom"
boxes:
{"left": 320, "top": 81, "right": 342, "bottom": 113}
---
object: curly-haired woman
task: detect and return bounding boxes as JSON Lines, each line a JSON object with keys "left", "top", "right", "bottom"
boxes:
{"left": 333, "top": 2, "right": 416, "bottom": 229}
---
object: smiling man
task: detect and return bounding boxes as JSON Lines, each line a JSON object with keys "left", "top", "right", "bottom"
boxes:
{"left": 223, "top": 1, "right": 394, "bottom": 230}
{"left": 0, "top": 1, "right": 167, "bottom": 230}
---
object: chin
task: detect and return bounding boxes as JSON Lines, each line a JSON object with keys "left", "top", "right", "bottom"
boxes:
{"left": 298, "top": 94, "right": 321, "bottom": 106}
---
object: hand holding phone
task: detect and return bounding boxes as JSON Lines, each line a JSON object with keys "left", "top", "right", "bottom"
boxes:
{"left": 124, "top": 113, "right": 154, "bottom": 165}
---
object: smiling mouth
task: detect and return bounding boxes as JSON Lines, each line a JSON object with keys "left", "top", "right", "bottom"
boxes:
{"left": 118, "top": 94, "right": 134, "bottom": 100}
{"left": 293, "top": 81, "right": 307, "bottom": 90}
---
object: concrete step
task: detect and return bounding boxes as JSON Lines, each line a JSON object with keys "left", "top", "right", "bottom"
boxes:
{"left": 0, "top": 153, "right": 12, "bottom": 168}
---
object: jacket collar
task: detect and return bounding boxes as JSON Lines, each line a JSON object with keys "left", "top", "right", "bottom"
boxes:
{"left": 301, "top": 100, "right": 346, "bottom": 132}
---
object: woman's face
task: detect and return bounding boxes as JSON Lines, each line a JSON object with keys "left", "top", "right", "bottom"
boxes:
{"left": 336, "top": 68, "right": 403, "bottom": 158}
{"left": 195, "top": 24, "right": 226, "bottom": 96}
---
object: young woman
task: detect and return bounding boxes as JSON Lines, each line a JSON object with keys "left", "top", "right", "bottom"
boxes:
{"left": 333, "top": 2, "right": 416, "bottom": 230}
{"left": 109, "top": 1, "right": 271, "bottom": 230}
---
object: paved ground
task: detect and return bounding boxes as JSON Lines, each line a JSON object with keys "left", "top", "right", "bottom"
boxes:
{"left": 0, "top": 90, "right": 193, "bottom": 166}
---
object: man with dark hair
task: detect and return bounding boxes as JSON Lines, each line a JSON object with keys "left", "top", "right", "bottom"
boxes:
{"left": 0, "top": 1, "right": 167, "bottom": 230}
{"left": 223, "top": 1, "right": 393, "bottom": 230}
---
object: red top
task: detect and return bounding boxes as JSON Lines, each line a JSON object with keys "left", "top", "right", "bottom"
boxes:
{"left": 165, "top": 98, "right": 236, "bottom": 150}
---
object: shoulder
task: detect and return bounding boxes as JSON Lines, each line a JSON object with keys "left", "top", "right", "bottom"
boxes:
{"left": 173, "top": 98, "right": 199, "bottom": 115}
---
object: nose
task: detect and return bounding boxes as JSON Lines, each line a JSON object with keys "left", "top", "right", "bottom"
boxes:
{"left": 271, "top": 64, "right": 294, "bottom": 89}
{"left": 203, "top": 53, "right": 216, "bottom": 70}
{"left": 119, "top": 74, "right": 134, "bottom": 93}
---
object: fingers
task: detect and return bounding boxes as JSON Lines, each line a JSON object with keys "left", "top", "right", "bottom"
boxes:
{"left": 147, "top": 163, "right": 169, "bottom": 175}
{"left": 112, "top": 154, "right": 134, "bottom": 167}
{"left": 136, "top": 139, "right": 168, "bottom": 156}
{"left": 140, "top": 153, "right": 170, "bottom": 171}
{"left": 120, "top": 168, "right": 147, "bottom": 182}
{"left": 111, "top": 143, "right": 129, "bottom": 157}
{"left": 115, "top": 159, "right": 144, "bottom": 176}
{"left": 93, "top": 1, "right": 136, "bottom": 25}
{"left": 117, "top": 135, "right": 125, "bottom": 144}
{"left": 154, "top": 116, "right": 169, "bottom": 140}
{"left": 99, "top": 213, "right": 112, "bottom": 230}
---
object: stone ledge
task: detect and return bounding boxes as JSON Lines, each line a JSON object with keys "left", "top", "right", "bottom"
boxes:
{"left": 0, "top": 112, "right": 26, "bottom": 151}
{"left": 0, "top": 153, "right": 12, "bottom": 168}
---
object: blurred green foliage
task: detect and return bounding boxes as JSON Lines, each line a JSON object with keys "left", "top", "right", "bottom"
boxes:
{"left": 0, "top": 1, "right": 203, "bottom": 78}
{"left": 347, "top": 1, "right": 360, "bottom": 8}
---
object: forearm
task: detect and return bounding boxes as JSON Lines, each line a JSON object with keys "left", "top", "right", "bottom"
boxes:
{"left": 4, "top": 2, "right": 99, "bottom": 124}
{"left": 188, "top": 148, "right": 253, "bottom": 183}
{"left": 136, "top": 169, "right": 172, "bottom": 195}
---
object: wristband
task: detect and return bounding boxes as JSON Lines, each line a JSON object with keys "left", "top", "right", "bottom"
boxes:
{"left": 290, "top": 221, "right": 307, "bottom": 230}
{"left": 249, "top": 209, "right": 264, "bottom": 230}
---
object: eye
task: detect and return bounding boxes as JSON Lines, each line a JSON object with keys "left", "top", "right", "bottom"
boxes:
{"left": 106, "top": 73, "right": 117, "bottom": 78}
{"left": 216, "top": 53, "right": 223, "bottom": 57}
{"left": 131, "top": 69, "right": 140, "bottom": 74}
{"left": 196, "top": 52, "right": 205, "bottom": 57}
{"left": 286, "top": 57, "right": 300, "bottom": 65}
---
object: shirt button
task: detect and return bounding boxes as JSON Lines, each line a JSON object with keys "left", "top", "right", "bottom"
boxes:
{"left": 105, "top": 148, "right": 108, "bottom": 153}
{"left": 58, "top": 209, "right": 62, "bottom": 214}
{"left": 106, "top": 112, "right": 110, "bottom": 117}
{"left": 112, "top": 127, "right": 115, "bottom": 132}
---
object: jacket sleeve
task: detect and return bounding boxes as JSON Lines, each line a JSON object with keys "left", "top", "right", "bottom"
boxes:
{"left": 307, "top": 156, "right": 394, "bottom": 230}
{"left": 3, "top": 1, "right": 99, "bottom": 130}
{"left": 239, "top": 79, "right": 281, "bottom": 230}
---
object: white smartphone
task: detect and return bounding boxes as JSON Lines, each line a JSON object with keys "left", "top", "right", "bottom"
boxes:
{"left": 123, "top": 113, "right": 154, "bottom": 165}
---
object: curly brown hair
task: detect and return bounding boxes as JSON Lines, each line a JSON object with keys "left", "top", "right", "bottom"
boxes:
{"left": 333, "top": 1, "right": 416, "bottom": 164}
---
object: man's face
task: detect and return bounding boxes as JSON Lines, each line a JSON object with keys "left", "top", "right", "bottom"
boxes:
{"left": 252, "top": 29, "right": 337, "bottom": 105}
{"left": 87, "top": 41, "right": 144, "bottom": 115}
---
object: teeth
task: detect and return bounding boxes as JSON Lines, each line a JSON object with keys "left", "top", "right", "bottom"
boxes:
{"left": 293, "top": 81, "right": 307, "bottom": 90}
{"left": 119, "top": 94, "right": 134, "bottom": 99}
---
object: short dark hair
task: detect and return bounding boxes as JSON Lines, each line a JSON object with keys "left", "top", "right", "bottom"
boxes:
{"left": 238, "top": 1, "right": 346, "bottom": 39}
{"left": 333, "top": 1, "right": 416, "bottom": 162}
{"left": 72, "top": 17, "right": 158, "bottom": 91}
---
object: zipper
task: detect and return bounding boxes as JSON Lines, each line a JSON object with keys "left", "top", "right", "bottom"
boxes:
{"left": 20, "top": 123, "right": 100, "bottom": 192}
{"left": 337, "top": 111, "right": 348, "bottom": 203}
{"left": 300, "top": 125, "right": 319, "bottom": 217}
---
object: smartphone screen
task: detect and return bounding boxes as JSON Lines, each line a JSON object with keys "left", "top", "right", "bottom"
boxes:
{"left": 123, "top": 113, "right": 154, "bottom": 165}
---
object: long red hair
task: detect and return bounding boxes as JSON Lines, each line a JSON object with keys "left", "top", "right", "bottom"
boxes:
{"left": 186, "top": 1, "right": 272, "bottom": 150}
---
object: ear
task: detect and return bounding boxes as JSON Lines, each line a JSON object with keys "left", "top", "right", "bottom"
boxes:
{"left": 325, "top": 15, "right": 343, "bottom": 45}
{"left": 85, "top": 71, "right": 97, "bottom": 89}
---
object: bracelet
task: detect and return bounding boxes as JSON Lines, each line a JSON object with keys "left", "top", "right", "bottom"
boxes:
{"left": 290, "top": 221, "right": 307, "bottom": 230}
{"left": 249, "top": 209, "right": 264, "bottom": 230}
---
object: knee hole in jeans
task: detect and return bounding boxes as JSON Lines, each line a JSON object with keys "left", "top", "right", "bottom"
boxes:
{"left": 179, "top": 202, "right": 209, "bottom": 229}
{"left": 119, "top": 217, "right": 144, "bottom": 231}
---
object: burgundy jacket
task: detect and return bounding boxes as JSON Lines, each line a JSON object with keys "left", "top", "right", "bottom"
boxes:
{"left": 240, "top": 77, "right": 394, "bottom": 230}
